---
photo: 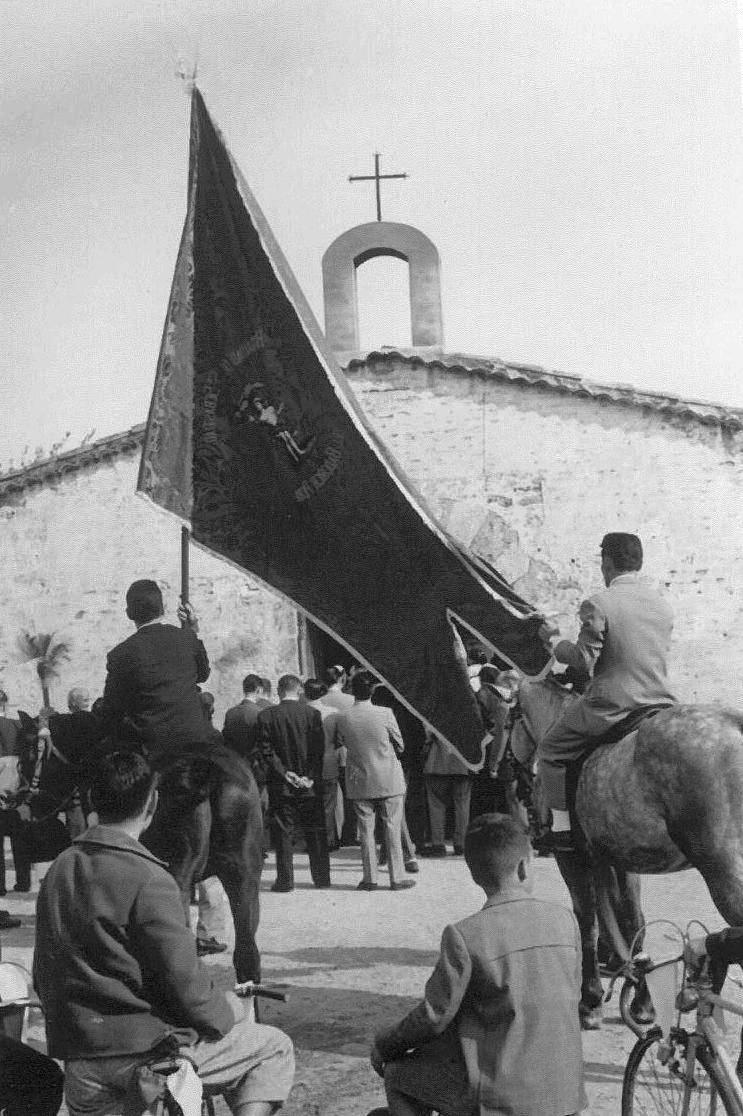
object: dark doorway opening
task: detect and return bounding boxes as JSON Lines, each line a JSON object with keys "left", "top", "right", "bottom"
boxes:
{"left": 301, "top": 619, "right": 359, "bottom": 681}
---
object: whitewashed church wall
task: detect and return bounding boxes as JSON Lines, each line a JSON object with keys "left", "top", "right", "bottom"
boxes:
{"left": 0, "top": 456, "right": 299, "bottom": 724}
{"left": 348, "top": 359, "right": 743, "bottom": 710}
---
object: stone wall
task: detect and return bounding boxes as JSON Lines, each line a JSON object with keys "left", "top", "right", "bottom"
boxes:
{"left": 2, "top": 353, "right": 742, "bottom": 724}
{"left": 347, "top": 356, "right": 743, "bottom": 709}
{"left": 0, "top": 452, "right": 299, "bottom": 724}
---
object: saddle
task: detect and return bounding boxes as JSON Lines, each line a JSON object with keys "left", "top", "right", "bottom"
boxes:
{"left": 591, "top": 702, "right": 674, "bottom": 749}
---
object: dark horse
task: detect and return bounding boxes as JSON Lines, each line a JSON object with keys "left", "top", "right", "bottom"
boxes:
{"left": 512, "top": 677, "right": 743, "bottom": 1028}
{"left": 15, "top": 711, "right": 264, "bottom": 983}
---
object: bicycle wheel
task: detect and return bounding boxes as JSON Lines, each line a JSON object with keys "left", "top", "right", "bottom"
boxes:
{"left": 622, "top": 1028, "right": 739, "bottom": 1115}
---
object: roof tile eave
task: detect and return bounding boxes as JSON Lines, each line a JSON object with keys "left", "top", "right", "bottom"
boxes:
{"left": 345, "top": 347, "right": 743, "bottom": 428}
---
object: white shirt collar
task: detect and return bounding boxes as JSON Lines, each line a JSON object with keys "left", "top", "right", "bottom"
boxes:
{"left": 609, "top": 571, "right": 641, "bottom": 587}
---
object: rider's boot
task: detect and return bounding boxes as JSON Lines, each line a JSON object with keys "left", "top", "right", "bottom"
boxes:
{"left": 532, "top": 811, "right": 576, "bottom": 854}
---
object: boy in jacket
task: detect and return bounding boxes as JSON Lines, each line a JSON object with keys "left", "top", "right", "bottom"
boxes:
{"left": 370, "top": 813, "right": 585, "bottom": 1116}
{"left": 34, "top": 751, "right": 294, "bottom": 1116}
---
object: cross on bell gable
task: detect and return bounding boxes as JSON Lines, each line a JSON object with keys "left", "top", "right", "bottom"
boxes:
{"left": 348, "top": 153, "right": 408, "bottom": 222}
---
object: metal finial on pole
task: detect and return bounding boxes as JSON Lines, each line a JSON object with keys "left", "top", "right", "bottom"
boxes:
{"left": 349, "top": 152, "right": 408, "bottom": 221}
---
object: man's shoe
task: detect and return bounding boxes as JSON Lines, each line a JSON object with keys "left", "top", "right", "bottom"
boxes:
{"left": 357, "top": 880, "right": 379, "bottom": 891}
{"left": 0, "top": 911, "right": 21, "bottom": 930}
{"left": 419, "top": 844, "right": 447, "bottom": 858}
{"left": 314, "top": 881, "right": 332, "bottom": 889}
{"left": 13, "top": 883, "right": 30, "bottom": 893}
{"left": 452, "top": 845, "right": 464, "bottom": 856}
{"left": 196, "top": 936, "right": 228, "bottom": 956}
{"left": 270, "top": 882, "right": 294, "bottom": 893}
{"left": 532, "top": 830, "right": 577, "bottom": 855}
{"left": 390, "top": 880, "right": 417, "bottom": 891}
{"left": 404, "top": 859, "right": 419, "bottom": 873}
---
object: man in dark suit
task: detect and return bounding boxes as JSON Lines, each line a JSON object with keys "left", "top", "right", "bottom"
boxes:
{"left": 101, "top": 580, "right": 210, "bottom": 757}
{"left": 258, "top": 674, "right": 330, "bottom": 892}
{"left": 223, "top": 674, "right": 267, "bottom": 758}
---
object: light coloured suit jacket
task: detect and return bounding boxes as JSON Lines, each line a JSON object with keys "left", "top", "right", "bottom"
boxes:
{"left": 561, "top": 572, "right": 675, "bottom": 731}
{"left": 336, "top": 701, "right": 406, "bottom": 800}
{"left": 375, "top": 891, "right": 585, "bottom": 1116}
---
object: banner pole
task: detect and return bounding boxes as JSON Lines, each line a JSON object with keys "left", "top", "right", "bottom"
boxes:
{"left": 181, "top": 525, "right": 190, "bottom": 609}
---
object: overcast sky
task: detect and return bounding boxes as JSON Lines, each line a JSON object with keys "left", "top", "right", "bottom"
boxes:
{"left": 2, "top": 0, "right": 743, "bottom": 467}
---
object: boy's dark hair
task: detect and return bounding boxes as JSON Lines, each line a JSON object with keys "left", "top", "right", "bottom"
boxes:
{"left": 601, "top": 532, "right": 643, "bottom": 572}
{"left": 479, "top": 665, "right": 499, "bottom": 685}
{"left": 350, "top": 671, "right": 375, "bottom": 701}
{"left": 304, "top": 678, "right": 328, "bottom": 702}
{"left": 90, "top": 752, "right": 156, "bottom": 823}
{"left": 464, "top": 813, "right": 531, "bottom": 889}
{"left": 261, "top": 677, "right": 272, "bottom": 695}
{"left": 242, "top": 673, "right": 263, "bottom": 695}
{"left": 277, "top": 674, "right": 302, "bottom": 697}
{"left": 125, "top": 579, "right": 164, "bottom": 625}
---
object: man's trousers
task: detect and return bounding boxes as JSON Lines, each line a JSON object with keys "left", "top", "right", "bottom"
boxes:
{"left": 425, "top": 775, "right": 472, "bottom": 850}
{"left": 354, "top": 795, "right": 405, "bottom": 885}
{"left": 269, "top": 793, "right": 330, "bottom": 889}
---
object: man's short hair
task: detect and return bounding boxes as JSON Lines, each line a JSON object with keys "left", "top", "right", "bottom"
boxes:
{"left": 125, "top": 580, "right": 164, "bottom": 625}
{"left": 324, "top": 665, "right": 345, "bottom": 686}
{"left": 601, "top": 533, "right": 643, "bottom": 572}
{"left": 350, "top": 671, "right": 375, "bottom": 701}
{"left": 479, "top": 665, "right": 499, "bottom": 686}
{"left": 261, "top": 677, "right": 272, "bottom": 695}
{"left": 277, "top": 674, "right": 302, "bottom": 697}
{"left": 242, "top": 673, "right": 263, "bottom": 695}
{"left": 67, "top": 686, "right": 90, "bottom": 713}
{"left": 304, "top": 679, "right": 328, "bottom": 702}
{"left": 464, "top": 813, "right": 531, "bottom": 889}
{"left": 90, "top": 752, "right": 156, "bottom": 823}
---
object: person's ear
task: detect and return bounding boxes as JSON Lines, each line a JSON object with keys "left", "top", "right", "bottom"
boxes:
{"left": 517, "top": 856, "right": 529, "bottom": 884}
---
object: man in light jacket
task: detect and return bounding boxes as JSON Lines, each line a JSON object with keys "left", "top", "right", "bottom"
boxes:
{"left": 536, "top": 532, "right": 675, "bottom": 852}
{"left": 336, "top": 671, "right": 416, "bottom": 892}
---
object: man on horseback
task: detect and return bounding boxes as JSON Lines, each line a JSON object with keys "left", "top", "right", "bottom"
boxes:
{"left": 534, "top": 532, "right": 675, "bottom": 854}
{"left": 101, "top": 579, "right": 211, "bottom": 756}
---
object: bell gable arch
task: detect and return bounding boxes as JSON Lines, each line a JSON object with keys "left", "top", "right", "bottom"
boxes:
{"left": 322, "top": 221, "right": 444, "bottom": 351}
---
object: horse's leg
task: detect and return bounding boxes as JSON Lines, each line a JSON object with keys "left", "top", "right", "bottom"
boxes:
{"left": 554, "top": 850, "right": 603, "bottom": 1029}
{"left": 594, "top": 864, "right": 654, "bottom": 1023}
{"left": 209, "top": 778, "right": 263, "bottom": 985}
{"left": 146, "top": 796, "right": 211, "bottom": 923}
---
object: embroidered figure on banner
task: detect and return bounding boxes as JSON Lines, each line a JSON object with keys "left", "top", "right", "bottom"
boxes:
{"left": 236, "top": 382, "right": 316, "bottom": 465}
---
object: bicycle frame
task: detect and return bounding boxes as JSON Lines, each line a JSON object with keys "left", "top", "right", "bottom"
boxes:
{"left": 692, "top": 984, "right": 743, "bottom": 1111}
{"left": 621, "top": 919, "right": 743, "bottom": 1115}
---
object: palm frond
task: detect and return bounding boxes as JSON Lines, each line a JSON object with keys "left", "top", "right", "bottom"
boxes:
{"left": 17, "top": 630, "right": 71, "bottom": 675}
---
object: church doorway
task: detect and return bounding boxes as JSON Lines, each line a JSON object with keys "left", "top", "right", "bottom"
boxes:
{"left": 299, "top": 617, "right": 359, "bottom": 681}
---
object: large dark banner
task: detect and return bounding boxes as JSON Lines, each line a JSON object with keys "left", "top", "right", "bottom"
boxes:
{"left": 139, "top": 89, "right": 550, "bottom": 765}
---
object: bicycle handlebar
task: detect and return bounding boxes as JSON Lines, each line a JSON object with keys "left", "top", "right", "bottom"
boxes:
{"left": 234, "top": 981, "right": 289, "bottom": 1002}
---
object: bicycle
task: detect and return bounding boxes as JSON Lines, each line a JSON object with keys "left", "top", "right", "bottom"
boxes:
{"left": 619, "top": 919, "right": 743, "bottom": 1115}
{"left": 0, "top": 967, "right": 288, "bottom": 1116}
{"left": 145, "top": 981, "right": 289, "bottom": 1115}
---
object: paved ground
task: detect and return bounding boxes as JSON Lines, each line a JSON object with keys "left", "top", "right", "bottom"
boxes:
{"left": 3, "top": 846, "right": 740, "bottom": 1115}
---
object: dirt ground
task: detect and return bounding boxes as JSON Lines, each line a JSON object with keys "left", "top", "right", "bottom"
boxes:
{"left": 4, "top": 846, "right": 739, "bottom": 1115}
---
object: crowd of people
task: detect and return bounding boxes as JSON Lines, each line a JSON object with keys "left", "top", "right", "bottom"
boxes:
{"left": 0, "top": 531, "right": 721, "bottom": 1116}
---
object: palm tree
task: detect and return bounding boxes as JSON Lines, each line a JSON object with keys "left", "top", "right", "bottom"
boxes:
{"left": 16, "top": 630, "right": 71, "bottom": 711}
